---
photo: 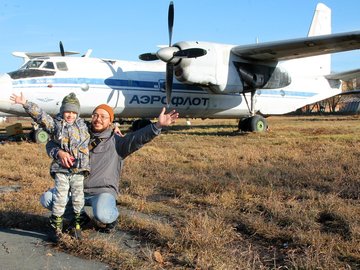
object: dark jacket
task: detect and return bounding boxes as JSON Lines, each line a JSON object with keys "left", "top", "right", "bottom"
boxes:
{"left": 47, "top": 123, "right": 161, "bottom": 198}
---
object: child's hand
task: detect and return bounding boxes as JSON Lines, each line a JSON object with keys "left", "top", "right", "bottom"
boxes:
{"left": 113, "top": 124, "right": 124, "bottom": 137}
{"left": 57, "top": 150, "right": 73, "bottom": 168}
{"left": 10, "top": 92, "right": 27, "bottom": 105}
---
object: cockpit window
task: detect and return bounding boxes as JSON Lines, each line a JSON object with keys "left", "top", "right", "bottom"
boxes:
{"left": 8, "top": 60, "right": 56, "bottom": 79}
{"left": 43, "top": 61, "right": 55, "bottom": 70}
{"left": 56, "top": 62, "right": 68, "bottom": 71}
{"left": 25, "top": 60, "right": 44, "bottom": 69}
{"left": 8, "top": 69, "right": 56, "bottom": 79}
{"left": 7, "top": 59, "right": 68, "bottom": 79}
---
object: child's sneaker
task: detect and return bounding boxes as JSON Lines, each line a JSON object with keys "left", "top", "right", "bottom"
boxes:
{"left": 73, "top": 213, "right": 82, "bottom": 240}
{"left": 49, "top": 215, "right": 63, "bottom": 243}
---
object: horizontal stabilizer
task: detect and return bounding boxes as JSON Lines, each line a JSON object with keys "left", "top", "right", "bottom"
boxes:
{"left": 325, "top": 69, "right": 360, "bottom": 81}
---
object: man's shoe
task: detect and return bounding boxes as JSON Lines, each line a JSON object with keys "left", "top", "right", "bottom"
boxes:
{"left": 97, "top": 220, "right": 117, "bottom": 234}
{"left": 103, "top": 220, "right": 117, "bottom": 233}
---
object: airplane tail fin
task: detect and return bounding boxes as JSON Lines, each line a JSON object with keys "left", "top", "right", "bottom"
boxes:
{"left": 304, "top": 3, "right": 332, "bottom": 75}
{"left": 308, "top": 3, "right": 331, "bottom": 37}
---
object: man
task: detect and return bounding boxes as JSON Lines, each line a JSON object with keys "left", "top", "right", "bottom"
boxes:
{"left": 41, "top": 104, "right": 178, "bottom": 233}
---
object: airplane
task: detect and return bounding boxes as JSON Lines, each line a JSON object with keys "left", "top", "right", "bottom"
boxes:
{"left": 0, "top": 2, "right": 359, "bottom": 139}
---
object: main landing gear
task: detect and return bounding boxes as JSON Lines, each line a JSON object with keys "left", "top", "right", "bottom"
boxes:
{"left": 238, "top": 90, "right": 268, "bottom": 132}
{"left": 29, "top": 123, "right": 49, "bottom": 143}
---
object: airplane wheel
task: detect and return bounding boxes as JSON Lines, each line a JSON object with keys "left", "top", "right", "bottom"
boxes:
{"left": 131, "top": 119, "right": 152, "bottom": 132}
{"left": 238, "top": 117, "right": 250, "bottom": 132}
{"left": 34, "top": 129, "right": 49, "bottom": 143}
{"left": 238, "top": 115, "right": 267, "bottom": 132}
{"left": 249, "top": 115, "right": 267, "bottom": 132}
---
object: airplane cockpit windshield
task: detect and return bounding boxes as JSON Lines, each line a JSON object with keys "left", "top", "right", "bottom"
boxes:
{"left": 8, "top": 59, "right": 68, "bottom": 79}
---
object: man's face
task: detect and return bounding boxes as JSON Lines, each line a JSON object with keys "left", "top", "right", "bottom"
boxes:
{"left": 91, "top": 108, "right": 111, "bottom": 132}
{"left": 63, "top": 111, "right": 77, "bottom": 124}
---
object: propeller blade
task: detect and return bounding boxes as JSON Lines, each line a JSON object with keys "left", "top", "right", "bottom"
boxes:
{"left": 174, "top": 48, "right": 207, "bottom": 58}
{"left": 165, "top": 63, "right": 174, "bottom": 106}
{"left": 59, "top": 41, "right": 65, "bottom": 57}
{"left": 168, "top": 1, "right": 174, "bottom": 46}
{"left": 139, "top": 53, "right": 159, "bottom": 61}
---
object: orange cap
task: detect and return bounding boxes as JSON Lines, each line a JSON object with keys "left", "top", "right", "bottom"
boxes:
{"left": 93, "top": 104, "right": 114, "bottom": 122}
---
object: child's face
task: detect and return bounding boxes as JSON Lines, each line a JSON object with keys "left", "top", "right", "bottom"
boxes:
{"left": 63, "top": 111, "right": 77, "bottom": 124}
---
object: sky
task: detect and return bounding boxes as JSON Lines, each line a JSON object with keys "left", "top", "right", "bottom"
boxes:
{"left": 0, "top": 0, "right": 359, "bottom": 74}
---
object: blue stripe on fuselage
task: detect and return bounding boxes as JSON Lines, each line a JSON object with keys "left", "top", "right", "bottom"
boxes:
{"left": 12, "top": 78, "right": 318, "bottom": 98}
{"left": 12, "top": 77, "right": 206, "bottom": 93}
{"left": 257, "top": 89, "right": 315, "bottom": 97}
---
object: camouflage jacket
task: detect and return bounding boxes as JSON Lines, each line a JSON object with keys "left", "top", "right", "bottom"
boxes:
{"left": 23, "top": 101, "right": 90, "bottom": 176}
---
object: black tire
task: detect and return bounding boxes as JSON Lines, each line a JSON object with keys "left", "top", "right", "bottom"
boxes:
{"left": 238, "top": 117, "right": 250, "bottom": 132}
{"left": 34, "top": 129, "right": 49, "bottom": 143}
{"left": 131, "top": 119, "right": 152, "bottom": 132}
{"left": 238, "top": 115, "right": 267, "bottom": 132}
{"left": 249, "top": 115, "right": 267, "bottom": 132}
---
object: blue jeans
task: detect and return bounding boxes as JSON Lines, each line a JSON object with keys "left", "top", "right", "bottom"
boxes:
{"left": 40, "top": 188, "right": 119, "bottom": 224}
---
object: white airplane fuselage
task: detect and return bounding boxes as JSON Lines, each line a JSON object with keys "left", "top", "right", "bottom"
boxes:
{"left": 0, "top": 53, "right": 341, "bottom": 121}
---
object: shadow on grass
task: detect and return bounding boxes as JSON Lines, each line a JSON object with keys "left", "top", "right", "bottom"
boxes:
{"left": 317, "top": 211, "right": 352, "bottom": 241}
{"left": 290, "top": 115, "right": 360, "bottom": 122}
{"left": 164, "top": 124, "right": 249, "bottom": 136}
{"left": 0, "top": 210, "right": 48, "bottom": 234}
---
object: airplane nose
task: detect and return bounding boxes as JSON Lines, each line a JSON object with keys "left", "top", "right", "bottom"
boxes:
{"left": 0, "top": 73, "right": 14, "bottom": 113}
{"left": 0, "top": 73, "right": 12, "bottom": 90}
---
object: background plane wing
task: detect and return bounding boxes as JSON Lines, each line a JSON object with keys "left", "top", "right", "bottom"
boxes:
{"left": 325, "top": 68, "right": 360, "bottom": 81}
{"left": 231, "top": 30, "right": 360, "bottom": 61}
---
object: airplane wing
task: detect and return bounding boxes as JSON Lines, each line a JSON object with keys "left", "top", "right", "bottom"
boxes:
{"left": 12, "top": 51, "right": 79, "bottom": 59}
{"left": 231, "top": 31, "right": 360, "bottom": 61}
{"left": 325, "top": 69, "right": 360, "bottom": 81}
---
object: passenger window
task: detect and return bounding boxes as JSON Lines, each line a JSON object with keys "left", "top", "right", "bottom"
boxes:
{"left": 56, "top": 62, "right": 68, "bottom": 71}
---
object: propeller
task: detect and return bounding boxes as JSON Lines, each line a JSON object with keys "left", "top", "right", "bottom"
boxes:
{"left": 166, "top": 1, "right": 174, "bottom": 106}
{"left": 168, "top": 1, "right": 174, "bottom": 47}
{"left": 59, "top": 41, "right": 65, "bottom": 56}
{"left": 139, "top": 1, "right": 207, "bottom": 106}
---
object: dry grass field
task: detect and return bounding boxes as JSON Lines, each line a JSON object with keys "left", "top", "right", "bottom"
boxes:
{"left": 0, "top": 115, "right": 360, "bottom": 269}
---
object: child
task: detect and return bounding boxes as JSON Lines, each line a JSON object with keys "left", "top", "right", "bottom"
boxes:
{"left": 10, "top": 92, "right": 90, "bottom": 243}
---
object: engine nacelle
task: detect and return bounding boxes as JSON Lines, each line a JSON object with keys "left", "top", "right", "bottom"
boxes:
{"left": 173, "top": 41, "right": 291, "bottom": 94}
{"left": 173, "top": 41, "right": 243, "bottom": 93}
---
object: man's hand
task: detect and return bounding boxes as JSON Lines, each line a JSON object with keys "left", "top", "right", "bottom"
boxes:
{"left": 57, "top": 150, "right": 74, "bottom": 168}
{"left": 155, "top": 107, "right": 179, "bottom": 129}
{"left": 10, "top": 92, "right": 27, "bottom": 105}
